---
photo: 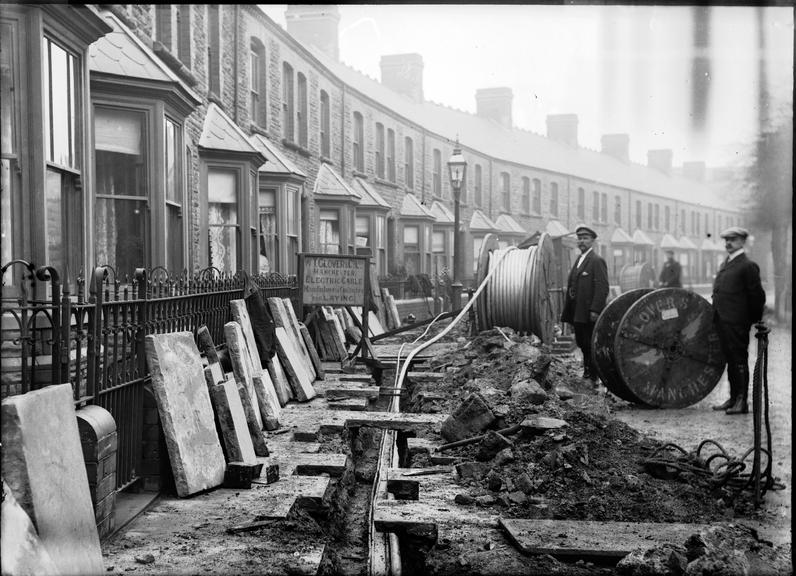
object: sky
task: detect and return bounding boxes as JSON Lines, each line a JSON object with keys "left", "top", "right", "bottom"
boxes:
{"left": 260, "top": 4, "right": 793, "bottom": 169}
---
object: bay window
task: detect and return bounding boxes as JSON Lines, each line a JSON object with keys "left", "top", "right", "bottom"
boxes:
{"left": 208, "top": 169, "right": 239, "bottom": 273}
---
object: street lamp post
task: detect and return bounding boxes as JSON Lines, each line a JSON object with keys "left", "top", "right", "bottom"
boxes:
{"left": 447, "top": 140, "right": 467, "bottom": 309}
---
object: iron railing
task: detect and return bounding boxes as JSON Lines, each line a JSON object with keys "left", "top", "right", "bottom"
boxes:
{"left": 2, "top": 261, "right": 297, "bottom": 490}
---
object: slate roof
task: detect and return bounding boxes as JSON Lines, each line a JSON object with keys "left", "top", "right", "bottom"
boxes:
{"left": 199, "top": 104, "right": 265, "bottom": 163}
{"left": 545, "top": 219, "right": 571, "bottom": 238}
{"left": 469, "top": 210, "right": 499, "bottom": 233}
{"left": 495, "top": 214, "right": 527, "bottom": 235}
{"left": 313, "top": 163, "right": 361, "bottom": 201}
{"left": 632, "top": 229, "right": 655, "bottom": 246}
{"left": 307, "top": 46, "right": 726, "bottom": 209}
{"left": 660, "top": 233, "right": 681, "bottom": 249}
{"left": 610, "top": 227, "right": 635, "bottom": 244}
{"left": 429, "top": 201, "right": 454, "bottom": 224}
{"left": 352, "top": 178, "right": 391, "bottom": 209}
{"left": 252, "top": 134, "right": 306, "bottom": 177}
{"left": 679, "top": 236, "right": 699, "bottom": 250}
{"left": 89, "top": 10, "right": 200, "bottom": 105}
{"left": 399, "top": 193, "right": 435, "bottom": 219}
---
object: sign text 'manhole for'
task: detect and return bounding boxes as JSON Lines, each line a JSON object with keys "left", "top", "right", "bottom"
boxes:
{"left": 299, "top": 254, "right": 367, "bottom": 306}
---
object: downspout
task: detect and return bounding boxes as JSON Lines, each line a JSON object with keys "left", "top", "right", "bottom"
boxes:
{"left": 488, "top": 158, "right": 493, "bottom": 221}
{"left": 233, "top": 5, "right": 239, "bottom": 123}
{"left": 421, "top": 127, "right": 426, "bottom": 204}
{"left": 340, "top": 84, "right": 346, "bottom": 175}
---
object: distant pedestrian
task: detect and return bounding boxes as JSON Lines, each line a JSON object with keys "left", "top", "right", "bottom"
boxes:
{"left": 711, "top": 226, "right": 766, "bottom": 415}
{"left": 658, "top": 249, "right": 682, "bottom": 288}
{"left": 561, "top": 225, "right": 609, "bottom": 383}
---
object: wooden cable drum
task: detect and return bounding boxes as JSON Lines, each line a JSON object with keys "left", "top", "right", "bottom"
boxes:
{"left": 474, "top": 232, "right": 560, "bottom": 343}
{"left": 618, "top": 262, "right": 655, "bottom": 293}
{"left": 591, "top": 288, "right": 654, "bottom": 403}
{"left": 594, "top": 288, "right": 726, "bottom": 408}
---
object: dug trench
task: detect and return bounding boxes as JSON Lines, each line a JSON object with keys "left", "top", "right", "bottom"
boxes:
{"left": 371, "top": 325, "right": 791, "bottom": 576}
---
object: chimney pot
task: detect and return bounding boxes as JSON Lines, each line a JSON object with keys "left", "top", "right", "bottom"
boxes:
{"left": 647, "top": 149, "right": 673, "bottom": 175}
{"left": 380, "top": 53, "right": 424, "bottom": 102}
{"left": 546, "top": 114, "right": 578, "bottom": 147}
{"left": 285, "top": 5, "right": 341, "bottom": 61}
{"left": 601, "top": 134, "right": 630, "bottom": 163}
{"left": 475, "top": 87, "right": 513, "bottom": 128}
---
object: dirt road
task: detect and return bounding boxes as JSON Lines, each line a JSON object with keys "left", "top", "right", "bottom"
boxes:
{"left": 611, "top": 323, "right": 791, "bottom": 546}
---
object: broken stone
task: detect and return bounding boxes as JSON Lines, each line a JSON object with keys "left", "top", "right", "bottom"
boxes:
{"left": 475, "top": 495, "right": 497, "bottom": 506}
{"left": 454, "top": 493, "right": 475, "bottom": 505}
{"left": 496, "top": 494, "right": 511, "bottom": 507}
{"left": 441, "top": 394, "right": 495, "bottom": 442}
{"left": 616, "top": 544, "right": 689, "bottom": 576}
{"left": 515, "top": 473, "right": 534, "bottom": 495}
{"left": 455, "top": 461, "right": 490, "bottom": 481}
{"left": 514, "top": 343, "right": 542, "bottom": 363}
{"left": 134, "top": 554, "right": 155, "bottom": 565}
{"left": 555, "top": 387, "right": 575, "bottom": 400}
{"left": 476, "top": 430, "right": 513, "bottom": 462}
{"left": 508, "top": 491, "right": 528, "bottom": 505}
{"left": 521, "top": 415, "right": 569, "bottom": 432}
{"left": 509, "top": 380, "right": 547, "bottom": 404}
{"left": 494, "top": 447, "right": 515, "bottom": 466}
{"left": 486, "top": 472, "right": 503, "bottom": 492}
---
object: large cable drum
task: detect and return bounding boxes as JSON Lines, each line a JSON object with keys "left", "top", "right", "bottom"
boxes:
{"left": 474, "top": 232, "right": 562, "bottom": 343}
{"left": 618, "top": 262, "right": 655, "bottom": 293}
{"left": 593, "top": 288, "right": 726, "bottom": 408}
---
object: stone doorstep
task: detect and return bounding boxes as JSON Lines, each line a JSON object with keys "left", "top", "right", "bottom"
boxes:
{"left": 254, "top": 475, "right": 333, "bottom": 520}
{"left": 498, "top": 518, "right": 714, "bottom": 559}
{"left": 373, "top": 499, "right": 498, "bottom": 534}
{"left": 328, "top": 398, "right": 370, "bottom": 411}
{"left": 257, "top": 452, "right": 349, "bottom": 477}
{"left": 323, "top": 387, "right": 380, "bottom": 400}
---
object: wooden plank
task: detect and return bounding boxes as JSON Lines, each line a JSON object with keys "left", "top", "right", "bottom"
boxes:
{"left": 368, "top": 311, "right": 385, "bottom": 336}
{"left": 323, "top": 306, "right": 348, "bottom": 357}
{"left": 274, "top": 327, "right": 317, "bottom": 402}
{"left": 386, "top": 293, "right": 402, "bottom": 330}
{"left": 259, "top": 452, "right": 349, "bottom": 477}
{"left": 499, "top": 518, "right": 712, "bottom": 559}
{"left": 323, "top": 387, "right": 379, "bottom": 400}
{"left": 374, "top": 500, "right": 497, "bottom": 533}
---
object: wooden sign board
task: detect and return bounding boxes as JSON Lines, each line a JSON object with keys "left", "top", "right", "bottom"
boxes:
{"left": 298, "top": 254, "right": 368, "bottom": 307}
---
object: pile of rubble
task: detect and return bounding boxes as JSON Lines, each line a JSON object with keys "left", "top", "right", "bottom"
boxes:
{"left": 401, "top": 326, "right": 791, "bottom": 574}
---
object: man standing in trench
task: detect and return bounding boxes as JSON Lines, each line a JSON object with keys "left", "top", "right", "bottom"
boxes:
{"left": 561, "top": 225, "right": 609, "bottom": 384}
{"left": 711, "top": 226, "right": 766, "bottom": 415}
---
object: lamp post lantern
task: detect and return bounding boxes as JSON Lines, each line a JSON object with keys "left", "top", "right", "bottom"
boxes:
{"left": 447, "top": 140, "right": 467, "bottom": 308}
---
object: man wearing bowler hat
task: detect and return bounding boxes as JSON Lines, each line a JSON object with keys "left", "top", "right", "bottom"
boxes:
{"left": 711, "top": 226, "right": 766, "bottom": 415}
{"left": 561, "top": 225, "right": 609, "bottom": 384}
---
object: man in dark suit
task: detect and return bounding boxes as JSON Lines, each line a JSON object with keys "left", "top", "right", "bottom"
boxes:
{"left": 561, "top": 225, "right": 609, "bottom": 383}
{"left": 658, "top": 249, "right": 682, "bottom": 288}
{"left": 711, "top": 226, "right": 766, "bottom": 415}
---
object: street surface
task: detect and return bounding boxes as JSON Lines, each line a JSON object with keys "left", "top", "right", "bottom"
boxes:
{"left": 612, "top": 322, "right": 791, "bottom": 546}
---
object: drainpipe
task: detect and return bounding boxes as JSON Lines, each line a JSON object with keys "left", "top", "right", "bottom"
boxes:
{"left": 340, "top": 84, "right": 346, "bottom": 175}
{"left": 421, "top": 127, "right": 426, "bottom": 204}
{"left": 233, "top": 5, "right": 239, "bottom": 123}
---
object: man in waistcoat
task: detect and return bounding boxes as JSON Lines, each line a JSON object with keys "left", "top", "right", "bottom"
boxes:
{"left": 711, "top": 226, "right": 766, "bottom": 415}
{"left": 561, "top": 225, "right": 609, "bottom": 383}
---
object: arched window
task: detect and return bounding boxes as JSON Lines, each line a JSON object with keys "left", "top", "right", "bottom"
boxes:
{"left": 320, "top": 90, "right": 330, "bottom": 158}
{"left": 353, "top": 111, "right": 364, "bottom": 172}
{"left": 249, "top": 38, "right": 266, "bottom": 128}
{"left": 522, "top": 177, "right": 530, "bottom": 213}
{"left": 404, "top": 136, "right": 414, "bottom": 189}
{"left": 282, "top": 62, "right": 294, "bottom": 141}
{"left": 297, "top": 73, "right": 307, "bottom": 147}
{"left": 501, "top": 172, "right": 511, "bottom": 212}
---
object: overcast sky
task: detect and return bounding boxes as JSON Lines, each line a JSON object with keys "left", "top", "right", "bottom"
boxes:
{"left": 260, "top": 4, "right": 793, "bottom": 169}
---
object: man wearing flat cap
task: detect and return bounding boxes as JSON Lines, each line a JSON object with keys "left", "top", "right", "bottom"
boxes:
{"left": 561, "top": 225, "right": 609, "bottom": 384}
{"left": 711, "top": 226, "right": 766, "bottom": 415}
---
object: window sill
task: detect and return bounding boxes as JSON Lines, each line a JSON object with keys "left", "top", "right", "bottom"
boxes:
{"left": 352, "top": 170, "right": 368, "bottom": 179}
{"left": 152, "top": 42, "right": 198, "bottom": 87}
{"left": 374, "top": 178, "right": 398, "bottom": 189}
{"left": 281, "top": 139, "right": 311, "bottom": 158}
{"left": 249, "top": 124, "right": 270, "bottom": 138}
{"left": 207, "top": 91, "right": 224, "bottom": 108}
{"left": 320, "top": 156, "right": 335, "bottom": 166}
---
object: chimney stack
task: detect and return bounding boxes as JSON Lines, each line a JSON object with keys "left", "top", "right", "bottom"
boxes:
{"left": 682, "top": 161, "right": 706, "bottom": 181}
{"left": 285, "top": 5, "right": 340, "bottom": 61}
{"left": 475, "top": 87, "right": 513, "bottom": 128}
{"left": 546, "top": 114, "right": 578, "bottom": 147}
{"left": 601, "top": 134, "right": 630, "bottom": 162}
{"left": 647, "top": 149, "right": 673, "bottom": 175}
{"left": 380, "top": 54, "right": 424, "bottom": 102}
